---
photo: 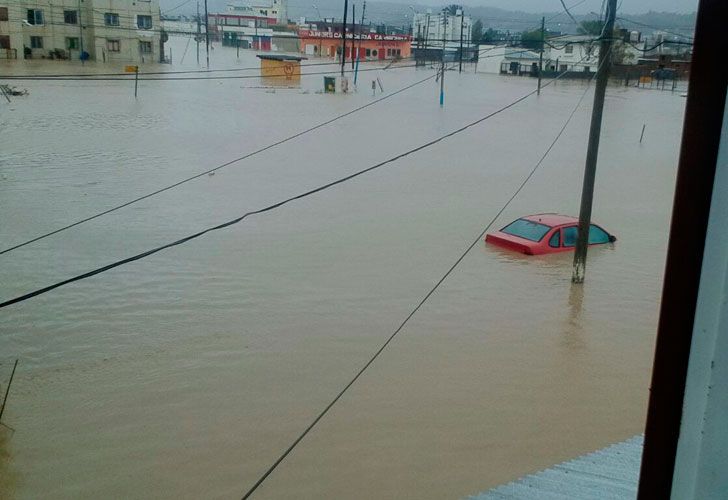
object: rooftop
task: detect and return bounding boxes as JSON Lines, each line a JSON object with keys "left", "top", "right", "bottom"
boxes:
{"left": 469, "top": 435, "right": 644, "bottom": 499}
{"left": 256, "top": 54, "right": 307, "bottom": 61}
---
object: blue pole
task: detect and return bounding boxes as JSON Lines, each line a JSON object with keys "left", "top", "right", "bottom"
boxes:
{"left": 354, "top": 56, "right": 360, "bottom": 84}
{"left": 439, "top": 86, "right": 444, "bottom": 106}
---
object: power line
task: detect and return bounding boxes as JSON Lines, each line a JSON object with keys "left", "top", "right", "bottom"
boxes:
{"left": 1, "top": 63, "right": 420, "bottom": 81}
{"left": 0, "top": 56, "right": 417, "bottom": 79}
{"left": 0, "top": 73, "right": 436, "bottom": 257}
{"left": 164, "top": 0, "right": 197, "bottom": 14}
{"left": 239, "top": 58, "right": 598, "bottom": 500}
{"left": 0, "top": 60, "right": 586, "bottom": 308}
{"left": 616, "top": 16, "right": 694, "bottom": 40}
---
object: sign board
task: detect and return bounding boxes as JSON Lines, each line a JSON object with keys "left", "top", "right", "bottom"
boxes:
{"left": 298, "top": 30, "right": 410, "bottom": 41}
{"left": 125, "top": 65, "right": 139, "bottom": 73}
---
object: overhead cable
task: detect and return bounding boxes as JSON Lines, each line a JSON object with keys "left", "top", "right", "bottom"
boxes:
{"left": 239, "top": 55, "right": 600, "bottom": 500}
{"left": 0, "top": 72, "right": 437, "bottom": 256}
{"left": 0, "top": 59, "right": 587, "bottom": 308}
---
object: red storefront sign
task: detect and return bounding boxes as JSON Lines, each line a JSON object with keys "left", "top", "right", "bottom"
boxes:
{"left": 298, "top": 30, "right": 411, "bottom": 41}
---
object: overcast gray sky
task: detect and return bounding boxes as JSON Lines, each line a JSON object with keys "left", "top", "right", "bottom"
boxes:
{"left": 380, "top": 0, "right": 698, "bottom": 14}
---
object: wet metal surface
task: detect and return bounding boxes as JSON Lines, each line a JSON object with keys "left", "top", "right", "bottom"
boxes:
{"left": 470, "top": 435, "right": 643, "bottom": 499}
{"left": 0, "top": 36, "right": 684, "bottom": 499}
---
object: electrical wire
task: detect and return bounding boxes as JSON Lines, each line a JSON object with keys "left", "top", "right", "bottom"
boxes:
{"left": 0, "top": 58, "right": 587, "bottom": 308}
{"left": 1, "top": 56, "right": 416, "bottom": 79}
{"left": 0, "top": 72, "right": 436, "bottom": 257}
{"left": 1, "top": 63, "right": 419, "bottom": 81}
{"left": 239, "top": 55, "right": 600, "bottom": 500}
{"left": 616, "top": 16, "right": 694, "bottom": 40}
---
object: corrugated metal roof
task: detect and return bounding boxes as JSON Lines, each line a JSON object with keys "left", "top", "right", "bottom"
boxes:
{"left": 468, "top": 435, "right": 644, "bottom": 500}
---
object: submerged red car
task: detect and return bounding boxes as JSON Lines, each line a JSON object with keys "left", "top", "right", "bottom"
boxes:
{"left": 485, "top": 214, "right": 616, "bottom": 255}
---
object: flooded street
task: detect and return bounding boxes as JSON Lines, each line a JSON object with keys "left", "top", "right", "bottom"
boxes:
{"left": 0, "top": 35, "right": 685, "bottom": 499}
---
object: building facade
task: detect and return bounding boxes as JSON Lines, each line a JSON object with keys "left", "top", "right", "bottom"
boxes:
{"left": 411, "top": 9, "right": 472, "bottom": 51}
{"left": 224, "top": 1, "right": 287, "bottom": 26}
{"left": 299, "top": 25, "right": 411, "bottom": 60}
{"left": 0, "top": 0, "right": 161, "bottom": 63}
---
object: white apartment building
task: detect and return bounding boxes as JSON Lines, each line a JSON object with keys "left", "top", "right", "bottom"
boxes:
{"left": 411, "top": 9, "right": 472, "bottom": 51}
{"left": 226, "top": 0, "right": 288, "bottom": 25}
{"left": 0, "top": 0, "right": 161, "bottom": 63}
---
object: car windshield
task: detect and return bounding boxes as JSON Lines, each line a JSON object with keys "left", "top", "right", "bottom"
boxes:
{"left": 501, "top": 219, "right": 552, "bottom": 242}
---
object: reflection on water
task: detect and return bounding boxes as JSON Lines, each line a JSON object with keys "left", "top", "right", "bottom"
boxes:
{"left": 0, "top": 35, "right": 684, "bottom": 499}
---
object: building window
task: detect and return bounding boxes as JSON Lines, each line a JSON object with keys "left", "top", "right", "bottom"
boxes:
{"left": 0, "top": 7, "right": 9, "bottom": 22}
{"left": 137, "top": 15, "right": 152, "bottom": 29}
{"left": 565, "top": 44, "right": 573, "bottom": 54}
{"left": 66, "top": 37, "right": 79, "bottom": 50}
{"left": 104, "top": 13, "right": 120, "bottom": 26}
{"left": 64, "top": 10, "right": 78, "bottom": 24}
{"left": 365, "top": 48, "right": 371, "bottom": 56}
{"left": 106, "top": 39, "right": 120, "bottom": 52}
{"left": 27, "top": 9, "right": 44, "bottom": 25}
{"left": 30, "top": 36, "right": 43, "bottom": 49}
{"left": 139, "top": 41, "right": 152, "bottom": 53}
{"left": 372, "top": 49, "right": 377, "bottom": 57}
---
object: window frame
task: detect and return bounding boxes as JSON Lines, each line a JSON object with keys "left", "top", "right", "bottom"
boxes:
{"left": 104, "top": 12, "right": 120, "bottom": 27}
{"left": 27, "top": 9, "right": 44, "bottom": 26}
{"left": 66, "top": 37, "right": 79, "bottom": 50}
{"left": 548, "top": 229, "right": 561, "bottom": 248}
{"left": 30, "top": 36, "right": 43, "bottom": 49}
{"left": 501, "top": 219, "right": 553, "bottom": 243}
{"left": 63, "top": 10, "right": 78, "bottom": 24}
{"left": 106, "top": 39, "right": 121, "bottom": 52}
{"left": 562, "top": 225, "right": 578, "bottom": 247}
{"left": 137, "top": 15, "right": 153, "bottom": 30}
{"left": 139, "top": 41, "right": 153, "bottom": 53}
{"left": 0, "top": 7, "right": 10, "bottom": 22}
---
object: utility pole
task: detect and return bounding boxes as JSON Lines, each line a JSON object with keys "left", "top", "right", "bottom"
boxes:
{"left": 571, "top": 0, "right": 617, "bottom": 284}
{"left": 458, "top": 9, "right": 465, "bottom": 73}
{"left": 351, "top": 2, "right": 356, "bottom": 69}
{"left": 439, "top": 9, "right": 446, "bottom": 106}
{"left": 354, "top": 0, "right": 366, "bottom": 84}
{"left": 537, "top": 16, "right": 545, "bottom": 94}
{"left": 196, "top": 0, "right": 201, "bottom": 65}
{"left": 424, "top": 11, "right": 430, "bottom": 55}
{"left": 77, "top": 0, "right": 84, "bottom": 64}
{"left": 204, "top": 0, "right": 210, "bottom": 69}
{"left": 340, "top": 0, "right": 349, "bottom": 76}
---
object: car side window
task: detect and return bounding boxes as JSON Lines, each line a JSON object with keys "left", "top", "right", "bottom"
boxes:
{"left": 563, "top": 226, "right": 578, "bottom": 247}
{"left": 589, "top": 224, "right": 611, "bottom": 244}
{"left": 549, "top": 230, "right": 560, "bottom": 248}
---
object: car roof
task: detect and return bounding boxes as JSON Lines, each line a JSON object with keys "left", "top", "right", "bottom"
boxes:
{"left": 521, "top": 213, "right": 579, "bottom": 227}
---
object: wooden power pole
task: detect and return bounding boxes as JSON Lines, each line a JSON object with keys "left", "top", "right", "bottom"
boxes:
{"left": 571, "top": 0, "right": 617, "bottom": 283}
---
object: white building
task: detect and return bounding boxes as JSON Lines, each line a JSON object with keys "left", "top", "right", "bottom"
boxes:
{"left": 476, "top": 34, "right": 645, "bottom": 75}
{"left": 412, "top": 9, "right": 471, "bottom": 51}
{"left": 544, "top": 34, "right": 600, "bottom": 73}
{"left": 0, "top": 0, "right": 161, "bottom": 63}
{"left": 226, "top": 1, "right": 288, "bottom": 25}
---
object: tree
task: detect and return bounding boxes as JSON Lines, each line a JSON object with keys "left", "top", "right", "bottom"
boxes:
{"left": 483, "top": 28, "right": 498, "bottom": 43}
{"left": 445, "top": 4, "right": 461, "bottom": 15}
{"left": 520, "top": 28, "right": 544, "bottom": 50}
{"left": 472, "top": 19, "right": 483, "bottom": 43}
{"left": 577, "top": 20, "right": 603, "bottom": 35}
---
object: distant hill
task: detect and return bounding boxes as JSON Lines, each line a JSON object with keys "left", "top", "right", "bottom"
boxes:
{"left": 160, "top": 0, "right": 695, "bottom": 37}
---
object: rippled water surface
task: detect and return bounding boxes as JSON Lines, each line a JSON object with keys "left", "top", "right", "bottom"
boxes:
{"left": 0, "top": 36, "right": 685, "bottom": 499}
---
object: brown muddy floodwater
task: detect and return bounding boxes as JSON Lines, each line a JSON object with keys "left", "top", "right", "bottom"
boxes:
{"left": 0, "top": 35, "right": 685, "bottom": 499}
